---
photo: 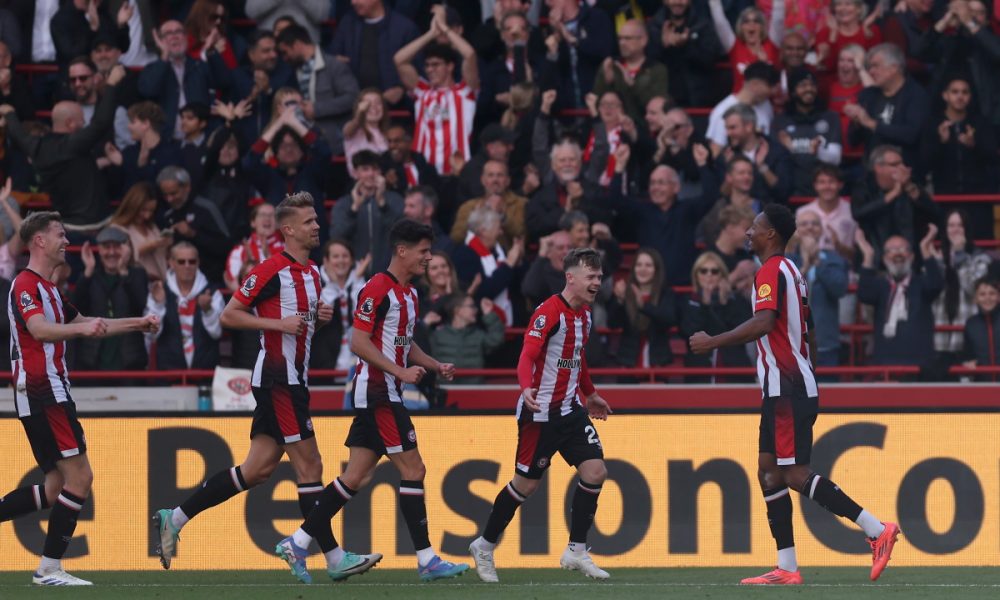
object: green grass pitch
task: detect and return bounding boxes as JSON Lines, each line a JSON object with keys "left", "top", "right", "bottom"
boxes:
{"left": 2, "top": 568, "right": 1000, "bottom": 599}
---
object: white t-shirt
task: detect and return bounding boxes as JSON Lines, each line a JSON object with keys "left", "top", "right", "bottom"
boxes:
{"left": 705, "top": 94, "right": 774, "bottom": 148}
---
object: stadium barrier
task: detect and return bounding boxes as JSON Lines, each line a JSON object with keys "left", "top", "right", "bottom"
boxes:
{"left": 0, "top": 412, "right": 996, "bottom": 570}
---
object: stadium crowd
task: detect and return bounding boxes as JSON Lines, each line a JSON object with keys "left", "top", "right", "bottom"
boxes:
{"left": 0, "top": 0, "right": 999, "bottom": 384}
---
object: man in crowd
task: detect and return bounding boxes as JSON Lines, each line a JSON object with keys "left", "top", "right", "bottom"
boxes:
{"left": 713, "top": 103, "right": 794, "bottom": 205}
{"left": 647, "top": 0, "right": 723, "bottom": 107}
{"left": 521, "top": 229, "right": 571, "bottom": 307}
{"left": 526, "top": 138, "right": 611, "bottom": 241}
{"left": 381, "top": 124, "right": 440, "bottom": 195}
{"left": 592, "top": 19, "right": 668, "bottom": 123}
{"left": 232, "top": 31, "right": 297, "bottom": 141}
{"left": 402, "top": 186, "right": 453, "bottom": 252}
{"left": 772, "top": 68, "right": 843, "bottom": 196}
{"left": 66, "top": 56, "right": 129, "bottom": 149}
{"left": 706, "top": 62, "right": 779, "bottom": 155}
{"left": 542, "top": 0, "right": 614, "bottom": 110}
{"left": 156, "top": 167, "right": 232, "bottom": 283}
{"left": 796, "top": 165, "right": 857, "bottom": 261}
{"left": 452, "top": 160, "right": 527, "bottom": 248}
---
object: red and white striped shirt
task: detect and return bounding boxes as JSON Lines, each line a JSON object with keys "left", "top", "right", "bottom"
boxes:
{"left": 8, "top": 269, "right": 79, "bottom": 417}
{"left": 516, "top": 294, "right": 595, "bottom": 422}
{"left": 753, "top": 254, "right": 818, "bottom": 398}
{"left": 235, "top": 252, "right": 322, "bottom": 387}
{"left": 351, "top": 271, "right": 419, "bottom": 408}
{"left": 225, "top": 232, "right": 285, "bottom": 285}
{"left": 411, "top": 79, "right": 477, "bottom": 175}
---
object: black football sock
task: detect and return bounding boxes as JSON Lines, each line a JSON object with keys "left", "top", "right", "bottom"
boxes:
{"left": 802, "top": 473, "right": 862, "bottom": 520}
{"left": 42, "top": 490, "right": 86, "bottom": 560}
{"left": 399, "top": 480, "right": 431, "bottom": 552}
{"left": 302, "top": 477, "right": 355, "bottom": 539}
{"left": 298, "top": 481, "right": 339, "bottom": 553}
{"left": 0, "top": 485, "right": 48, "bottom": 522}
{"left": 569, "top": 480, "right": 602, "bottom": 544}
{"left": 482, "top": 482, "right": 527, "bottom": 544}
{"left": 763, "top": 487, "right": 795, "bottom": 550}
{"left": 179, "top": 466, "right": 249, "bottom": 520}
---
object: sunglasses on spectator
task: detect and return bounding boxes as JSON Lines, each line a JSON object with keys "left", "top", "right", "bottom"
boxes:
{"left": 174, "top": 258, "right": 198, "bottom": 265}
{"left": 699, "top": 268, "right": 721, "bottom": 275}
{"left": 69, "top": 74, "right": 92, "bottom": 82}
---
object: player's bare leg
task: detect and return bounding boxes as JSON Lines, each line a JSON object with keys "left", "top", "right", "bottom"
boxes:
{"left": 283, "top": 440, "right": 382, "bottom": 582}
{"left": 33, "top": 455, "right": 93, "bottom": 586}
{"left": 155, "top": 436, "right": 281, "bottom": 569}
{"left": 559, "top": 459, "right": 609, "bottom": 580}
{"left": 386, "top": 448, "right": 469, "bottom": 581}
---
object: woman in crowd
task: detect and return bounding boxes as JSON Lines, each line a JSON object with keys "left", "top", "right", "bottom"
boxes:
{"left": 680, "top": 251, "right": 753, "bottom": 382}
{"left": 311, "top": 239, "right": 369, "bottom": 374}
{"left": 420, "top": 250, "right": 463, "bottom": 330}
{"left": 607, "top": 248, "right": 676, "bottom": 372}
{"left": 110, "top": 181, "right": 170, "bottom": 281}
{"left": 185, "top": 0, "right": 243, "bottom": 69}
{"left": 709, "top": 0, "right": 783, "bottom": 91}
{"left": 343, "top": 88, "right": 389, "bottom": 179}
{"left": 931, "top": 209, "right": 993, "bottom": 375}
{"left": 815, "top": 0, "right": 882, "bottom": 72}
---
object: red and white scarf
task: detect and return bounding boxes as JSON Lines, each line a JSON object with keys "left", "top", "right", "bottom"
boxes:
{"left": 465, "top": 231, "right": 513, "bottom": 325}
{"left": 583, "top": 125, "right": 622, "bottom": 187}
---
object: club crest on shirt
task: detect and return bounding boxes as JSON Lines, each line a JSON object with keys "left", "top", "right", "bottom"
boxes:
{"left": 240, "top": 274, "right": 257, "bottom": 297}
{"left": 19, "top": 291, "right": 36, "bottom": 312}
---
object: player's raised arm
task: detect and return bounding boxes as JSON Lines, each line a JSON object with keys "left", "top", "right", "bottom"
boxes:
{"left": 689, "top": 309, "right": 777, "bottom": 354}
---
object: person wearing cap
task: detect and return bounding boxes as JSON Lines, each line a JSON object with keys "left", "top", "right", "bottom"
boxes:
{"left": 772, "top": 67, "right": 843, "bottom": 196}
{"left": 71, "top": 227, "right": 150, "bottom": 372}
{"left": 458, "top": 123, "right": 516, "bottom": 201}
{"left": 91, "top": 31, "right": 140, "bottom": 108}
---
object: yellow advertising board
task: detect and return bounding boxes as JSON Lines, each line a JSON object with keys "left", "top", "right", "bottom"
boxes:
{"left": 0, "top": 414, "right": 996, "bottom": 571}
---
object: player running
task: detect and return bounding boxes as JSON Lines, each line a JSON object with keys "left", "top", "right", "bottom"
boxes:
{"left": 273, "top": 219, "right": 469, "bottom": 583}
{"left": 153, "top": 193, "right": 380, "bottom": 582}
{"left": 469, "top": 247, "right": 613, "bottom": 583}
{"left": 2, "top": 212, "right": 159, "bottom": 586}
{"left": 689, "top": 204, "right": 900, "bottom": 585}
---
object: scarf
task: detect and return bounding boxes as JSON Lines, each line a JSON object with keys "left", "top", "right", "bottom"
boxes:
{"left": 465, "top": 231, "right": 513, "bottom": 325}
{"left": 583, "top": 126, "right": 622, "bottom": 187}
{"left": 166, "top": 269, "right": 210, "bottom": 368}
{"left": 883, "top": 275, "right": 910, "bottom": 339}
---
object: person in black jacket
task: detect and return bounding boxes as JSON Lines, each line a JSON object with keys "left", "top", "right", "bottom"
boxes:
{"left": 198, "top": 109, "right": 253, "bottom": 242}
{"left": 145, "top": 241, "right": 225, "bottom": 370}
{"left": 962, "top": 277, "right": 1000, "bottom": 381}
{"left": 50, "top": 0, "right": 130, "bottom": 67}
{"left": 646, "top": 0, "right": 724, "bottom": 107}
{"left": 157, "top": 166, "right": 232, "bottom": 283}
{"left": 72, "top": 227, "right": 148, "bottom": 372}
{"left": 607, "top": 248, "right": 676, "bottom": 375}
{"left": 679, "top": 251, "right": 753, "bottom": 383}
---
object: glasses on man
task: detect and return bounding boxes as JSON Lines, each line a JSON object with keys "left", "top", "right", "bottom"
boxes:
{"left": 174, "top": 258, "right": 199, "bottom": 265}
{"left": 69, "top": 74, "right": 92, "bottom": 83}
{"left": 699, "top": 267, "right": 721, "bottom": 275}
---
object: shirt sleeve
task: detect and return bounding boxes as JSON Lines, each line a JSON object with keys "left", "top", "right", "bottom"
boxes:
{"left": 352, "top": 278, "right": 389, "bottom": 334}
{"left": 12, "top": 279, "right": 45, "bottom": 323}
{"left": 234, "top": 263, "right": 280, "bottom": 308}
{"left": 753, "top": 261, "right": 781, "bottom": 313}
{"left": 522, "top": 302, "right": 559, "bottom": 349}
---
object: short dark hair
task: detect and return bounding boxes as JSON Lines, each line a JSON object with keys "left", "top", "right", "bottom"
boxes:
{"left": 813, "top": 163, "right": 843, "bottom": 183}
{"left": 726, "top": 155, "right": 754, "bottom": 174}
{"left": 128, "top": 101, "right": 165, "bottom": 130}
{"left": 180, "top": 102, "right": 210, "bottom": 123}
{"left": 68, "top": 56, "right": 97, "bottom": 75}
{"left": 247, "top": 30, "right": 276, "bottom": 49}
{"left": 352, "top": 149, "right": 381, "bottom": 170}
{"left": 424, "top": 43, "right": 458, "bottom": 66}
{"left": 406, "top": 185, "right": 438, "bottom": 210}
{"left": 763, "top": 204, "right": 797, "bottom": 245}
{"left": 276, "top": 23, "right": 312, "bottom": 47}
{"left": 389, "top": 219, "right": 434, "bottom": 249}
{"left": 322, "top": 238, "right": 354, "bottom": 260}
{"left": 20, "top": 211, "right": 63, "bottom": 245}
{"left": 974, "top": 276, "right": 999, "bottom": 293}
{"left": 743, "top": 61, "right": 779, "bottom": 86}
{"left": 276, "top": 192, "right": 314, "bottom": 223}
{"left": 563, "top": 247, "right": 603, "bottom": 273}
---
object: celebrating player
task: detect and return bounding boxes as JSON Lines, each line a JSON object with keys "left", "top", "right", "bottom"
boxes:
{"left": 274, "top": 219, "right": 469, "bottom": 583}
{"left": 153, "top": 193, "right": 381, "bottom": 582}
{"left": 469, "top": 247, "right": 613, "bottom": 583}
{"left": 689, "top": 204, "right": 900, "bottom": 585}
{"left": 3, "top": 212, "right": 159, "bottom": 586}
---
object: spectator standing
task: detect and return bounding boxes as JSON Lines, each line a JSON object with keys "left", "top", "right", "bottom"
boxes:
{"left": 0, "top": 178, "right": 21, "bottom": 279}
{"left": 224, "top": 202, "right": 285, "bottom": 291}
{"left": 451, "top": 160, "right": 527, "bottom": 248}
{"left": 105, "top": 0, "right": 157, "bottom": 68}
{"left": 380, "top": 124, "right": 440, "bottom": 195}
{"left": 828, "top": 44, "right": 873, "bottom": 159}
{"left": 541, "top": 0, "right": 614, "bottom": 110}
{"left": 647, "top": 0, "right": 724, "bottom": 108}
{"left": 394, "top": 7, "right": 480, "bottom": 176}
{"left": 679, "top": 251, "right": 753, "bottom": 382}
{"left": 787, "top": 209, "right": 849, "bottom": 367}
{"left": 178, "top": 102, "right": 209, "bottom": 186}
{"left": 65, "top": 56, "right": 129, "bottom": 149}
{"left": 607, "top": 248, "right": 677, "bottom": 370}
{"left": 184, "top": 0, "right": 243, "bottom": 69}
{"left": 708, "top": 0, "right": 783, "bottom": 93}
{"left": 845, "top": 43, "right": 931, "bottom": 180}
{"left": 72, "top": 227, "right": 149, "bottom": 371}
{"left": 230, "top": 31, "right": 298, "bottom": 142}
{"left": 592, "top": 19, "right": 668, "bottom": 123}
{"left": 796, "top": 165, "right": 858, "bottom": 261}
{"left": 199, "top": 103, "right": 253, "bottom": 241}
{"left": 882, "top": 0, "right": 936, "bottom": 78}
{"left": 110, "top": 181, "right": 170, "bottom": 281}
{"left": 713, "top": 103, "right": 794, "bottom": 205}
{"left": 246, "top": 0, "right": 329, "bottom": 48}
{"left": 2, "top": 65, "right": 127, "bottom": 231}
{"left": 452, "top": 206, "right": 524, "bottom": 325}
{"left": 772, "top": 68, "right": 843, "bottom": 196}
{"left": 343, "top": 89, "right": 389, "bottom": 179}
{"left": 521, "top": 230, "right": 571, "bottom": 308}
{"left": 50, "top": 0, "right": 130, "bottom": 67}
{"left": 814, "top": 0, "right": 882, "bottom": 73}
{"left": 851, "top": 145, "right": 939, "bottom": 257}
{"left": 146, "top": 241, "right": 225, "bottom": 370}
{"left": 477, "top": 10, "right": 539, "bottom": 128}
{"left": 457, "top": 123, "right": 516, "bottom": 203}
{"left": 655, "top": 108, "right": 706, "bottom": 200}
{"left": 0, "top": 41, "right": 33, "bottom": 120}
{"left": 930, "top": 209, "right": 992, "bottom": 371}
{"left": 112, "top": 100, "right": 184, "bottom": 192}
{"left": 961, "top": 278, "right": 1000, "bottom": 380}
{"left": 705, "top": 61, "right": 779, "bottom": 154}
{"left": 328, "top": 0, "right": 419, "bottom": 107}
{"left": 429, "top": 293, "right": 505, "bottom": 385}
{"left": 139, "top": 20, "right": 231, "bottom": 140}
{"left": 856, "top": 228, "right": 944, "bottom": 373}
{"left": 526, "top": 133, "right": 611, "bottom": 241}
{"left": 276, "top": 23, "right": 359, "bottom": 154}
{"left": 329, "top": 150, "right": 403, "bottom": 276}
{"left": 157, "top": 166, "right": 232, "bottom": 283}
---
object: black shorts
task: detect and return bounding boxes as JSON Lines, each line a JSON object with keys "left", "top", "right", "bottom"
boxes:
{"left": 759, "top": 394, "right": 818, "bottom": 466}
{"left": 345, "top": 402, "right": 416, "bottom": 456}
{"left": 20, "top": 402, "right": 87, "bottom": 473}
{"left": 250, "top": 384, "right": 315, "bottom": 445}
{"left": 515, "top": 409, "right": 604, "bottom": 479}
